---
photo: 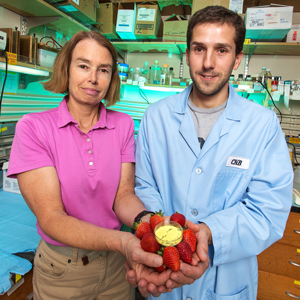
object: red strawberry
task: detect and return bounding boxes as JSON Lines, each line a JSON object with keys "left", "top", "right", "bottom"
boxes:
{"left": 150, "top": 210, "right": 164, "bottom": 232}
{"left": 170, "top": 212, "right": 186, "bottom": 228}
{"left": 183, "top": 229, "right": 197, "bottom": 253}
{"left": 163, "top": 246, "right": 180, "bottom": 272}
{"left": 176, "top": 241, "right": 192, "bottom": 264}
{"left": 154, "top": 264, "right": 167, "bottom": 273}
{"left": 133, "top": 221, "right": 152, "bottom": 240}
{"left": 140, "top": 233, "right": 161, "bottom": 253}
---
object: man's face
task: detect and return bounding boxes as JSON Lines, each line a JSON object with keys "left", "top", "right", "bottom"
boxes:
{"left": 186, "top": 23, "right": 243, "bottom": 106}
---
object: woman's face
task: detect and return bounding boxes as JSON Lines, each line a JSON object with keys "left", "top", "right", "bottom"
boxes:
{"left": 68, "top": 38, "right": 113, "bottom": 107}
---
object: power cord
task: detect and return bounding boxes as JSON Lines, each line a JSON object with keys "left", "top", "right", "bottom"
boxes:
{"left": 139, "top": 88, "right": 150, "bottom": 105}
{"left": 287, "top": 142, "right": 299, "bottom": 165}
{"left": 259, "top": 81, "right": 282, "bottom": 124}
{"left": 0, "top": 50, "right": 8, "bottom": 116}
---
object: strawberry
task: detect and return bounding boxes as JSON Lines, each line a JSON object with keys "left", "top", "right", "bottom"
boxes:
{"left": 176, "top": 241, "right": 192, "bottom": 264}
{"left": 140, "top": 233, "right": 161, "bottom": 253}
{"left": 132, "top": 221, "right": 152, "bottom": 240}
{"left": 182, "top": 229, "right": 197, "bottom": 253}
{"left": 163, "top": 246, "right": 180, "bottom": 272}
{"left": 170, "top": 212, "right": 186, "bottom": 228}
{"left": 150, "top": 210, "right": 164, "bottom": 232}
{"left": 154, "top": 264, "right": 167, "bottom": 273}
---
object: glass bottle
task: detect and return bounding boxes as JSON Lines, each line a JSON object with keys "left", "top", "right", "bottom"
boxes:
{"left": 160, "top": 64, "right": 169, "bottom": 85}
{"left": 150, "top": 60, "right": 161, "bottom": 84}
{"left": 258, "top": 67, "right": 267, "bottom": 85}
{"left": 168, "top": 67, "right": 175, "bottom": 86}
{"left": 134, "top": 67, "right": 140, "bottom": 81}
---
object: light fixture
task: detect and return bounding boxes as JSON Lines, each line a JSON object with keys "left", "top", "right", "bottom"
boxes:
{"left": 0, "top": 62, "right": 49, "bottom": 76}
{"left": 140, "top": 86, "right": 185, "bottom": 93}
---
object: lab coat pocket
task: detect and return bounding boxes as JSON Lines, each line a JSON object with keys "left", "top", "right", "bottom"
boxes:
{"left": 213, "top": 171, "right": 249, "bottom": 211}
{"left": 34, "top": 250, "right": 69, "bottom": 279}
{"left": 206, "top": 285, "right": 250, "bottom": 300}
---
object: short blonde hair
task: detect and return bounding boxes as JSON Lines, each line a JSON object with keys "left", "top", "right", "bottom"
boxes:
{"left": 43, "top": 31, "right": 120, "bottom": 107}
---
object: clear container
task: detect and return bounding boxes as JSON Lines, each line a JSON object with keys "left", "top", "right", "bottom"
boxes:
{"left": 134, "top": 67, "right": 140, "bottom": 81}
{"left": 150, "top": 60, "right": 161, "bottom": 84}
{"left": 142, "top": 61, "right": 149, "bottom": 83}
{"left": 160, "top": 64, "right": 169, "bottom": 85}
{"left": 168, "top": 67, "right": 175, "bottom": 86}
{"left": 154, "top": 220, "right": 183, "bottom": 246}
{"left": 128, "top": 68, "right": 134, "bottom": 81}
{"left": 259, "top": 67, "right": 267, "bottom": 85}
{"left": 266, "top": 69, "right": 272, "bottom": 80}
{"left": 294, "top": 165, "right": 300, "bottom": 192}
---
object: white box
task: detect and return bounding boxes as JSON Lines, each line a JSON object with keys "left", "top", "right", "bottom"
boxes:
{"left": 2, "top": 162, "right": 21, "bottom": 194}
{"left": 286, "top": 24, "right": 300, "bottom": 42}
{"left": 245, "top": 5, "right": 293, "bottom": 41}
{"left": 116, "top": 3, "right": 137, "bottom": 39}
{"left": 38, "top": 49, "right": 58, "bottom": 68}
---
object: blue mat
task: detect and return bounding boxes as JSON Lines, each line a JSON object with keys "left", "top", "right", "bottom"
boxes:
{"left": 0, "top": 188, "right": 40, "bottom": 294}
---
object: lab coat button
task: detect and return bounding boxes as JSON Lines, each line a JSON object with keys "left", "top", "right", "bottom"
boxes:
{"left": 87, "top": 138, "right": 91, "bottom": 142}
{"left": 195, "top": 168, "right": 202, "bottom": 174}
{"left": 191, "top": 209, "right": 198, "bottom": 216}
{"left": 88, "top": 150, "right": 92, "bottom": 154}
{"left": 186, "top": 298, "right": 192, "bottom": 300}
{"left": 89, "top": 162, "right": 93, "bottom": 166}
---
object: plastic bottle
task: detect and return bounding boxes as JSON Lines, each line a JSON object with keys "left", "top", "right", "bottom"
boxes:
{"left": 266, "top": 69, "right": 272, "bottom": 80}
{"left": 133, "top": 67, "right": 140, "bottom": 82}
{"left": 150, "top": 60, "right": 161, "bottom": 84}
{"left": 142, "top": 61, "right": 149, "bottom": 83}
{"left": 160, "top": 64, "right": 169, "bottom": 85}
{"left": 168, "top": 67, "right": 175, "bottom": 86}
{"left": 128, "top": 68, "right": 134, "bottom": 81}
{"left": 258, "top": 67, "right": 267, "bottom": 85}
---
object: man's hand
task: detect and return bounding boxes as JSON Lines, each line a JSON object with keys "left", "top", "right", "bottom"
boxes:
{"left": 124, "top": 220, "right": 211, "bottom": 296}
{"left": 166, "top": 223, "right": 210, "bottom": 289}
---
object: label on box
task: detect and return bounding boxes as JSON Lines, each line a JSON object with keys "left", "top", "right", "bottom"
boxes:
{"left": 118, "top": 15, "right": 131, "bottom": 26}
{"left": 60, "top": 5, "right": 78, "bottom": 12}
{"left": 137, "top": 8, "right": 155, "bottom": 22}
{"left": 7, "top": 52, "right": 17, "bottom": 65}
{"left": 249, "top": 10, "right": 265, "bottom": 28}
{"left": 229, "top": 0, "right": 244, "bottom": 14}
{"left": 72, "top": 0, "right": 79, "bottom": 5}
{"left": 265, "top": 13, "right": 280, "bottom": 26}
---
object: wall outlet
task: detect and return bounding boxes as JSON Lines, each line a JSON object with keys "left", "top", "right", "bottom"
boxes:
{"left": 0, "top": 30, "right": 7, "bottom": 50}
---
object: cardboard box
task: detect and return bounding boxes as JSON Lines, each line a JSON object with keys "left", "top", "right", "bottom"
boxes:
{"left": 2, "top": 162, "right": 21, "bottom": 194}
{"left": 163, "top": 14, "right": 188, "bottom": 42}
{"left": 96, "top": 2, "right": 119, "bottom": 39}
{"left": 56, "top": 0, "right": 97, "bottom": 24}
{"left": 286, "top": 24, "right": 300, "bottom": 42}
{"left": 134, "top": 3, "right": 161, "bottom": 39}
{"left": 116, "top": 3, "right": 137, "bottom": 39}
{"left": 192, "top": 0, "right": 244, "bottom": 16}
{"left": 245, "top": 5, "right": 293, "bottom": 41}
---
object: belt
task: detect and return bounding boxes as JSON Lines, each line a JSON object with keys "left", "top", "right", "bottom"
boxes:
{"left": 45, "top": 242, "right": 109, "bottom": 266}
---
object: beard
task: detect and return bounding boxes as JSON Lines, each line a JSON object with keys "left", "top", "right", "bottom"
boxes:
{"left": 189, "top": 60, "right": 236, "bottom": 97}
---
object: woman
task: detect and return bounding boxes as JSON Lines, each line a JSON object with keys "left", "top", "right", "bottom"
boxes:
{"left": 7, "top": 31, "right": 166, "bottom": 299}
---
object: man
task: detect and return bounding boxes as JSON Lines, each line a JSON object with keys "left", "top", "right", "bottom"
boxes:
{"left": 128, "top": 5, "right": 293, "bottom": 299}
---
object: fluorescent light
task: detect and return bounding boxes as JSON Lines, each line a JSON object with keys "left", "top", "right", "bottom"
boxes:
{"left": 140, "top": 86, "right": 185, "bottom": 92}
{"left": 0, "top": 62, "right": 49, "bottom": 76}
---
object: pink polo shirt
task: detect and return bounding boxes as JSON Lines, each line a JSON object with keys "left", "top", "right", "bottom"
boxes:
{"left": 8, "top": 97, "right": 135, "bottom": 246}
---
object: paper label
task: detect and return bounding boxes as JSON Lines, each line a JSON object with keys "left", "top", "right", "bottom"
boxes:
{"left": 265, "top": 12, "right": 280, "bottom": 26}
{"left": 294, "top": 280, "right": 300, "bottom": 286}
{"left": 137, "top": 8, "right": 156, "bottom": 22}
{"left": 289, "top": 138, "right": 300, "bottom": 144}
{"left": 118, "top": 14, "right": 131, "bottom": 26}
{"left": 226, "top": 156, "right": 250, "bottom": 170}
{"left": 72, "top": 0, "right": 79, "bottom": 5}
{"left": 249, "top": 10, "right": 265, "bottom": 28}
{"left": 7, "top": 52, "right": 17, "bottom": 65}
{"left": 229, "top": 0, "right": 244, "bottom": 14}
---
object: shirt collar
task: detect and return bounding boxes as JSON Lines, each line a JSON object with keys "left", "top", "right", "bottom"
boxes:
{"left": 174, "top": 83, "right": 242, "bottom": 121}
{"left": 57, "top": 97, "right": 115, "bottom": 129}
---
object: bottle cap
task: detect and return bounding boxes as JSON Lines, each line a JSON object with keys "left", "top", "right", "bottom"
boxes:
{"left": 154, "top": 60, "right": 159, "bottom": 64}
{"left": 170, "top": 67, "right": 173, "bottom": 70}
{"left": 163, "top": 64, "right": 169, "bottom": 67}
{"left": 144, "top": 61, "right": 149, "bottom": 66}
{"left": 136, "top": 67, "right": 140, "bottom": 70}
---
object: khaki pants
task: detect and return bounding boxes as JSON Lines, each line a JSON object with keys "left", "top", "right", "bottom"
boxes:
{"left": 33, "top": 239, "right": 134, "bottom": 300}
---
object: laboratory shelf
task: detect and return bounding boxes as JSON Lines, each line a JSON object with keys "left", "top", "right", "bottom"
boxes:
{"left": 0, "top": 0, "right": 94, "bottom": 38}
